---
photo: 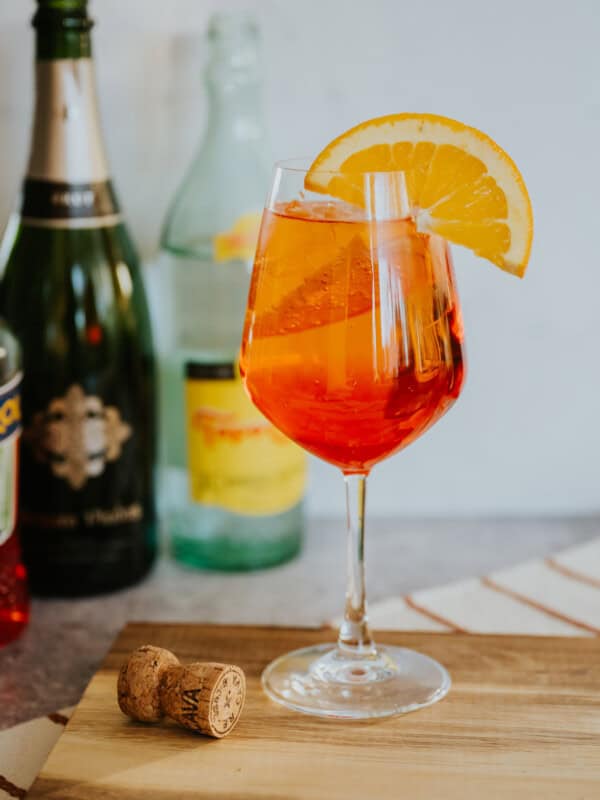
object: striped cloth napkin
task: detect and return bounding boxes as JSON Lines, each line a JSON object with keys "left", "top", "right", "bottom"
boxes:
{"left": 367, "top": 535, "right": 600, "bottom": 636}
{"left": 3, "top": 536, "right": 600, "bottom": 798}
{"left": 0, "top": 709, "right": 74, "bottom": 799}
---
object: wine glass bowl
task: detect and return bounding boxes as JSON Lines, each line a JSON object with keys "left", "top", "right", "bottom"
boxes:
{"left": 240, "top": 163, "right": 465, "bottom": 719}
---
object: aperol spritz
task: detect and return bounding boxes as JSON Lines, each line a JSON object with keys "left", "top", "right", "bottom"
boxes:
{"left": 240, "top": 107, "right": 533, "bottom": 720}
{"left": 242, "top": 202, "right": 464, "bottom": 473}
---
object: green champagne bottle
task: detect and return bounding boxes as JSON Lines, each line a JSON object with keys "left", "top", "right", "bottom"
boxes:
{"left": 155, "top": 13, "right": 306, "bottom": 570}
{"left": 0, "top": 0, "right": 156, "bottom": 595}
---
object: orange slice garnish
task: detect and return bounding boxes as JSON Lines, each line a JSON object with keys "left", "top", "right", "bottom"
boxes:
{"left": 305, "top": 113, "right": 533, "bottom": 276}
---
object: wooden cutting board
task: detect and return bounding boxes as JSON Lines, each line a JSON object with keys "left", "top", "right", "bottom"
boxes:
{"left": 28, "top": 623, "right": 600, "bottom": 799}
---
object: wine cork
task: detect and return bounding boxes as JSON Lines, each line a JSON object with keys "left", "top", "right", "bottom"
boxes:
{"left": 161, "top": 662, "right": 246, "bottom": 738}
{"left": 117, "top": 646, "right": 246, "bottom": 738}
{"left": 117, "top": 645, "right": 180, "bottom": 723}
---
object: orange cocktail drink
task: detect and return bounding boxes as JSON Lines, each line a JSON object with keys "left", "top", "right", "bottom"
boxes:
{"left": 241, "top": 202, "right": 464, "bottom": 473}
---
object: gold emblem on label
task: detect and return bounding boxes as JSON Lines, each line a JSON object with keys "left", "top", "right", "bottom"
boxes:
{"left": 25, "top": 384, "right": 132, "bottom": 490}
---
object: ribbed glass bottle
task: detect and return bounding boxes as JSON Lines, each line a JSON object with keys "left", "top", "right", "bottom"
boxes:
{"left": 156, "top": 13, "right": 306, "bottom": 570}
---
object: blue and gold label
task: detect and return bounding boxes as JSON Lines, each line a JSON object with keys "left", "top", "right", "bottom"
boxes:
{"left": 0, "top": 372, "right": 21, "bottom": 547}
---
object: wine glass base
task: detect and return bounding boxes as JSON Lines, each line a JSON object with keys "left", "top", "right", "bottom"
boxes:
{"left": 262, "top": 643, "right": 450, "bottom": 720}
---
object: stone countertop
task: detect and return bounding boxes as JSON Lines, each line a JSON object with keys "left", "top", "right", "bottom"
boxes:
{"left": 1, "top": 515, "right": 598, "bottom": 729}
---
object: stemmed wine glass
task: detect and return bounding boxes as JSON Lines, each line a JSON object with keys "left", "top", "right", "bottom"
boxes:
{"left": 240, "top": 162, "right": 465, "bottom": 719}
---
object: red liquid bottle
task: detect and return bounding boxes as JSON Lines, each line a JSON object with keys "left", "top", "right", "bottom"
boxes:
{"left": 0, "top": 321, "right": 29, "bottom": 646}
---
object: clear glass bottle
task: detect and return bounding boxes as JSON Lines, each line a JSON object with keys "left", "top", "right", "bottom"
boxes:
{"left": 0, "top": 321, "right": 29, "bottom": 645}
{"left": 157, "top": 13, "right": 306, "bottom": 570}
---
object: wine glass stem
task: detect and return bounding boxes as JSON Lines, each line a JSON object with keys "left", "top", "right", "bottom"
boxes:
{"left": 338, "top": 473, "right": 376, "bottom": 656}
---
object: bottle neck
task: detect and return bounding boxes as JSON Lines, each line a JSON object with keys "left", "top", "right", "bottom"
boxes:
{"left": 27, "top": 58, "right": 109, "bottom": 184}
{"left": 202, "top": 19, "right": 266, "bottom": 149}
{"left": 203, "top": 78, "right": 265, "bottom": 146}
{"left": 28, "top": 2, "right": 108, "bottom": 184}
{"left": 21, "top": 7, "right": 121, "bottom": 226}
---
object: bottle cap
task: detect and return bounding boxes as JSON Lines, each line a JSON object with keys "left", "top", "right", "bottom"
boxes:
{"left": 33, "top": 0, "right": 93, "bottom": 31}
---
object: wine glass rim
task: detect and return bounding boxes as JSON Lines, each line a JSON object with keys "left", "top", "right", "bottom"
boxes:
{"left": 274, "top": 158, "right": 410, "bottom": 178}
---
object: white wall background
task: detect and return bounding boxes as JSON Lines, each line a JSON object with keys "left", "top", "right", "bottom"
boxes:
{"left": 0, "top": 0, "right": 598, "bottom": 517}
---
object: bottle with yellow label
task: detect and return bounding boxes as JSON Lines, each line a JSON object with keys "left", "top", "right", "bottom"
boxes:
{"left": 155, "top": 12, "right": 306, "bottom": 570}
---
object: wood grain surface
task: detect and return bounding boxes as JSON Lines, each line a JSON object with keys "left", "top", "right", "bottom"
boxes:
{"left": 28, "top": 623, "right": 600, "bottom": 799}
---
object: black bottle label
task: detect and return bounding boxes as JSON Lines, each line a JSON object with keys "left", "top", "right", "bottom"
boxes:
{"left": 20, "top": 380, "right": 148, "bottom": 537}
{"left": 20, "top": 179, "right": 122, "bottom": 228}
